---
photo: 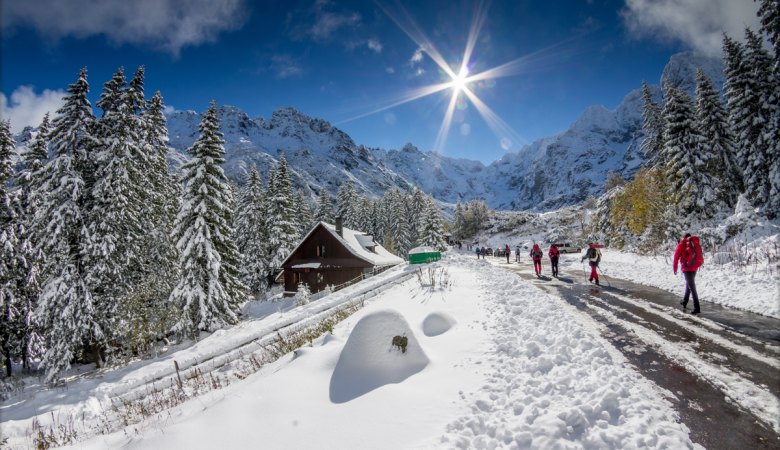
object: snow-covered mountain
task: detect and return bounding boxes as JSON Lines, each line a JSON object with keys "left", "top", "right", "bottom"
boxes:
{"left": 164, "top": 51, "right": 722, "bottom": 211}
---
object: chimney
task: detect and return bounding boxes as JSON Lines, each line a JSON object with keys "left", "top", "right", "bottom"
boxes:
{"left": 335, "top": 216, "right": 343, "bottom": 237}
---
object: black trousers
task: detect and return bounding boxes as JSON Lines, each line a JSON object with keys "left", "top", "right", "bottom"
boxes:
{"left": 683, "top": 271, "right": 700, "bottom": 311}
{"left": 550, "top": 257, "right": 559, "bottom": 275}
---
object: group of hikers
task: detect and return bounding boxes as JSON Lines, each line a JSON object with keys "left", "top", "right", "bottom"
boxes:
{"left": 473, "top": 234, "right": 703, "bottom": 314}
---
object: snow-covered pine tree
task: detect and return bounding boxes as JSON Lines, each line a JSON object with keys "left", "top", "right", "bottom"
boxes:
{"left": 266, "top": 153, "right": 299, "bottom": 275}
{"left": 662, "top": 84, "right": 714, "bottom": 219}
{"left": 12, "top": 115, "right": 50, "bottom": 370}
{"left": 169, "top": 101, "right": 247, "bottom": 338}
{"left": 419, "top": 197, "right": 448, "bottom": 251}
{"left": 353, "top": 196, "right": 373, "bottom": 233}
{"left": 695, "top": 68, "right": 741, "bottom": 208}
{"left": 119, "top": 88, "right": 181, "bottom": 352}
{"left": 337, "top": 180, "right": 357, "bottom": 228}
{"left": 295, "top": 190, "right": 313, "bottom": 237}
{"left": 757, "top": 0, "right": 780, "bottom": 218}
{"left": 235, "top": 165, "right": 269, "bottom": 297}
{"left": 314, "top": 188, "right": 334, "bottom": 224}
{"left": 84, "top": 68, "right": 148, "bottom": 356}
{"left": 640, "top": 81, "right": 665, "bottom": 165}
{"left": 408, "top": 188, "right": 427, "bottom": 246}
{"left": 452, "top": 202, "right": 465, "bottom": 241}
{"left": 385, "top": 188, "right": 412, "bottom": 256}
{"left": 742, "top": 29, "right": 774, "bottom": 214}
{"left": 35, "top": 68, "right": 101, "bottom": 380}
{"left": 0, "top": 120, "right": 20, "bottom": 376}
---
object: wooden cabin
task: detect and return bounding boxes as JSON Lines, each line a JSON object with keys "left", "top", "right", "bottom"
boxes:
{"left": 280, "top": 220, "right": 404, "bottom": 296}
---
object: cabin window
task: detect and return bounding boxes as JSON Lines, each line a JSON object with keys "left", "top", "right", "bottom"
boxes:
{"left": 316, "top": 245, "right": 326, "bottom": 257}
{"left": 293, "top": 272, "right": 301, "bottom": 284}
{"left": 317, "top": 273, "right": 324, "bottom": 284}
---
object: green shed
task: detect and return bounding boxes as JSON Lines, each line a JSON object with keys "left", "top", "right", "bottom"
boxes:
{"left": 408, "top": 246, "right": 441, "bottom": 264}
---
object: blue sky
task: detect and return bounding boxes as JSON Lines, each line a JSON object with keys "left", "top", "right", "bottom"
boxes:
{"left": 1, "top": 0, "right": 761, "bottom": 164}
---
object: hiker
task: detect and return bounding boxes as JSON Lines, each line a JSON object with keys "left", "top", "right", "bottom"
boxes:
{"left": 505, "top": 244, "right": 511, "bottom": 263}
{"left": 475, "top": 246, "right": 481, "bottom": 259}
{"left": 673, "top": 233, "right": 703, "bottom": 314}
{"left": 515, "top": 245, "right": 521, "bottom": 262}
{"left": 548, "top": 244, "right": 560, "bottom": 277}
{"left": 581, "top": 243, "right": 601, "bottom": 285}
{"left": 530, "top": 243, "right": 543, "bottom": 276}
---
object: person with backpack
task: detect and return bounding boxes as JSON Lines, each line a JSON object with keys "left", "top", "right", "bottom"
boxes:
{"left": 581, "top": 243, "right": 601, "bottom": 285}
{"left": 505, "top": 244, "right": 511, "bottom": 263}
{"left": 475, "top": 246, "right": 481, "bottom": 259}
{"left": 673, "top": 233, "right": 703, "bottom": 314}
{"left": 530, "top": 243, "right": 543, "bottom": 276}
{"left": 548, "top": 244, "right": 560, "bottom": 277}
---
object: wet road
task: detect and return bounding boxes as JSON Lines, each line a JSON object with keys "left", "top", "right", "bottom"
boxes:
{"left": 486, "top": 255, "right": 780, "bottom": 450}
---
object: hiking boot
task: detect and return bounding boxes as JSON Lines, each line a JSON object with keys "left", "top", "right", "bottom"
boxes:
{"left": 595, "top": 279, "right": 600, "bottom": 286}
{"left": 680, "top": 300, "right": 687, "bottom": 309}
{"left": 690, "top": 309, "right": 701, "bottom": 315}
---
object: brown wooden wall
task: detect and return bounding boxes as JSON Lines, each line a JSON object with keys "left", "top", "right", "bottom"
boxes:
{"left": 282, "top": 224, "right": 373, "bottom": 294}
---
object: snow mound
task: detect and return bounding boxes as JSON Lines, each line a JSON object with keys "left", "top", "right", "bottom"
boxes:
{"left": 422, "top": 311, "right": 457, "bottom": 336}
{"left": 329, "top": 310, "right": 429, "bottom": 403}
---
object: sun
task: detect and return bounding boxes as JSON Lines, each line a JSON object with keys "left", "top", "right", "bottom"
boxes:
{"left": 450, "top": 67, "right": 469, "bottom": 93}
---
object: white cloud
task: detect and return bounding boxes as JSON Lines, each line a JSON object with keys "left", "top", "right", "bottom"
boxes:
{"left": 309, "top": 11, "right": 361, "bottom": 40}
{"left": 367, "top": 39, "right": 383, "bottom": 53}
{"left": 0, "top": 86, "right": 65, "bottom": 134}
{"left": 622, "top": 0, "right": 761, "bottom": 56}
{"left": 270, "top": 54, "right": 303, "bottom": 79}
{"left": 2, "top": 0, "right": 248, "bottom": 56}
{"left": 385, "top": 67, "right": 395, "bottom": 74}
{"left": 410, "top": 48, "right": 424, "bottom": 64}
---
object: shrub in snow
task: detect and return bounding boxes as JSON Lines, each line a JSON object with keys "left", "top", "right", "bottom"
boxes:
{"left": 329, "top": 309, "right": 429, "bottom": 403}
{"left": 294, "top": 283, "right": 312, "bottom": 306}
{"left": 391, "top": 335, "right": 408, "bottom": 353}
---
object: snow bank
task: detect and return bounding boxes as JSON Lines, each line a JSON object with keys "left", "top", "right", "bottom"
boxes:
{"left": 330, "top": 310, "right": 429, "bottom": 403}
{"left": 422, "top": 311, "right": 457, "bottom": 336}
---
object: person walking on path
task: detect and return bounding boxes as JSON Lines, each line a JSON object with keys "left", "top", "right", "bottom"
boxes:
{"left": 548, "top": 244, "right": 560, "bottom": 277}
{"left": 515, "top": 245, "right": 521, "bottom": 262}
{"left": 581, "top": 243, "right": 601, "bottom": 285}
{"left": 673, "top": 233, "right": 703, "bottom": 314}
{"left": 505, "top": 244, "right": 511, "bottom": 263}
{"left": 530, "top": 243, "right": 543, "bottom": 276}
{"left": 476, "top": 246, "right": 481, "bottom": 259}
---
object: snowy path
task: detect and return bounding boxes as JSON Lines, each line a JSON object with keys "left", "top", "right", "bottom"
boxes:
{"left": 482, "top": 253, "right": 780, "bottom": 449}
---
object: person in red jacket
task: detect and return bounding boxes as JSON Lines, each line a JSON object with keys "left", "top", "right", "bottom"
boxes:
{"left": 530, "top": 243, "right": 543, "bottom": 276}
{"left": 581, "top": 243, "right": 601, "bottom": 285}
{"left": 673, "top": 233, "right": 702, "bottom": 314}
{"left": 548, "top": 244, "right": 560, "bottom": 277}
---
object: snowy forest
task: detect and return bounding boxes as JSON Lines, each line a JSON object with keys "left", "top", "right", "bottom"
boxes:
{"left": 0, "top": 66, "right": 449, "bottom": 384}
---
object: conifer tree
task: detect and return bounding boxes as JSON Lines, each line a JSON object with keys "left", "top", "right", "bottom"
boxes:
{"left": 13, "top": 115, "right": 50, "bottom": 370}
{"left": 640, "top": 81, "right": 665, "bottom": 165}
{"left": 35, "top": 68, "right": 101, "bottom": 380}
{"left": 758, "top": 0, "right": 780, "bottom": 68}
{"left": 265, "top": 154, "right": 299, "bottom": 274}
{"left": 314, "top": 188, "right": 334, "bottom": 224}
{"left": 385, "top": 188, "right": 412, "bottom": 255}
{"left": 757, "top": 0, "right": 780, "bottom": 217}
{"left": 453, "top": 202, "right": 465, "bottom": 240}
{"left": 0, "top": 120, "right": 19, "bottom": 376}
{"left": 419, "top": 197, "right": 448, "bottom": 251}
{"left": 169, "top": 101, "right": 246, "bottom": 337}
{"left": 695, "top": 69, "right": 741, "bottom": 208}
{"left": 295, "top": 190, "right": 313, "bottom": 237}
{"left": 409, "top": 188, "right": 427, "bottom": 246}
{"left": 84, "top": 68, "right": 147, "bottom": 351}
{"left": 235, "top": 166, "right": 269, "bottom": 296}
{"left": 741, "top": 29, "right": 774, "bottom": 213}
{"left": 337, "top": 180, "right": 357, "bottom": 227}
{"left": 662, "top": 84, "right": 713, "bottom": 218}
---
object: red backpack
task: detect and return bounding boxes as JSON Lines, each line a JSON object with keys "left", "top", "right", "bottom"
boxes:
{"left": 686, "top": 236, "right": 704, "bottom": 270}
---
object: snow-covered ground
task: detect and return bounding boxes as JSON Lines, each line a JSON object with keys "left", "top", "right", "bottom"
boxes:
{"left": 0, "top": 253, "right": 697, "bottom": 449}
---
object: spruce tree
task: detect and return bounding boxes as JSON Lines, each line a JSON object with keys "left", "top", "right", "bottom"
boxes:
{"left": 723, "top": 36, "right": 751, "bottom": 173}
{"left": 695, "top": 69, "right": 741, "bottom": 208}
{"left": 266, "top": 154, "right": 299, "bottom": 272}
{"left": 295, "top": 190, "right": 314, "bottom": 237}
{"left": 640, "top": 81, "right": 665, "bottom": 165}
{"left": 235, "top": 165, "right": 269, "bottom": 297}
{"left": 35, "top": 68, "right": 101, "bottom": 380}
{"left": 337, "top": 180, "right": 357, "bottom": 227}
{"left": 0, "top": 120, "right": 19, "bottom": 376}
{"left": 314, "top": 188, "right": 334, "bottom": 224}
{"left": 662, "top": 84, "right": 712, "bottom": 218}
{"left": 758, "top": 0, "right": 780, "bottom": 68}
{"left": 419, "top": 197, "right": 448, "bottom": 251}
{"left": 386, "top": 188, "right": 412, "bottom": 255}
{"left": 169, "top": 101, "right": 246, "bottom": 337}
{"left": 757, "top": 0, "right": 780, "bottom": 218}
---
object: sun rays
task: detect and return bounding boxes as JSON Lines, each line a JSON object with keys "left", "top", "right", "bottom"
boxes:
{"left": 338, "top": 1, "right": 580, "bottom": 157}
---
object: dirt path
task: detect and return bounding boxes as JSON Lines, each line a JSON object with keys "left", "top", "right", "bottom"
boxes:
{"left": 482, "top": 254, "right": 780, "bottom": 450}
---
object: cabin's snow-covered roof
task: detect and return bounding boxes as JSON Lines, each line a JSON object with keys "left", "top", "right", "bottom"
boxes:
{"left": 321, "top": 222, "right": 403, "bottom": 267}
{"left": 281, "top": 222, "right": 404, "bottom": 268}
